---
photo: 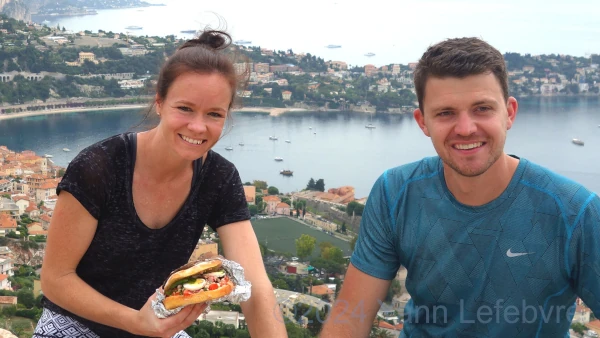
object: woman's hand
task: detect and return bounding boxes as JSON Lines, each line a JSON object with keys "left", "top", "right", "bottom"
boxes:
{"left": 132, "top": 292, "right": 208, "bottom": 338}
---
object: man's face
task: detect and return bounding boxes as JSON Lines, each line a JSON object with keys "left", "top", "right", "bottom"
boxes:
{"left": 414, "top": 73, "right": 518, "bottom": 177}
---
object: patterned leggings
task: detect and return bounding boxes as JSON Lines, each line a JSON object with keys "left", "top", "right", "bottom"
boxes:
{"left": 33, "top": 308, "right": 191, "bottom": 337}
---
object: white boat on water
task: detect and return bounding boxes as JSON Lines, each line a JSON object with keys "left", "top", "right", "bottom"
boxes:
{"left": 269, "top": 136, "right": 278, "bottom": 140}
{"left": 62, "top": 148, "right": 71, "bottom": 152}
{"left": 225, "top": 146, "right": 233, "bottom": 151}
{"left": 44, "top": 154, "right": 53, "bottom": 158}
{"left": 274, "top": 157, "right": 283, "bottom": 161}
{"left": 239, "top": 142, "right": 244, "bottom": 146}
{"left": 365, "top": 124, "right": 376, "bottom": 129}
{"left": 285, "top": 140, "right": 291, "bottom": 143}
{"left": 572, "top": 138, "right": 584, "bottom": 146}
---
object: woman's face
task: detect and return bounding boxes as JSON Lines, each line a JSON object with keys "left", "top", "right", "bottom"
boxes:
{"left": 156, "top": 72, "right": 232, "bottom": 161}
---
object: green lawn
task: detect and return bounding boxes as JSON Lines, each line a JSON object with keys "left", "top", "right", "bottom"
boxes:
{"left": 251, "top": 217, "right": 352, "bottom": 258}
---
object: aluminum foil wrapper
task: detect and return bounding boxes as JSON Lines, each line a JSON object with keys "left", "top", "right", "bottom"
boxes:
{"left": 152, "top": 255, "right": 252, "bottom": 318}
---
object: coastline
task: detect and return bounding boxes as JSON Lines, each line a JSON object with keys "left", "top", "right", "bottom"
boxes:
{"left": 0, "top": 105, "right": 149, "bottom": 121}
{"left": 0, "top": 105, "right": 311, "bottom": 121}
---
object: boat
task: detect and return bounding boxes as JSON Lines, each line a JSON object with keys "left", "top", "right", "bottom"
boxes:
{"left": 365, "top": 124, "right": 376, "bottom": 129}
{"left": 274, "top": 157, "right": 283, "bottom": 161}
{"left": 44, "top": 154, "right": 53, "bottom": 158}
{"left": 326, "top": 44, "right": 341, "bottom": 48}
{"left": 62, "top": 148, "right": 71, "bottom": 152}
{"left": 269, "top": 136, "right": 278, "bottom": 140}
{"left": 285, "top": 140, "right": 291, "bottom": 143}
{"left": 364, "top": 52, "right": 376, "bottom": 57}
{"left": 280, "top": 169, "right": 293, "bottom": 176}
{"left": 234, "top": 40, "right": 252, "bottom": 45}
{"left": 125, "top": 25, "right": 143, "bottom": 30}
{"left": 309, "top": 127, "right": 312, "bottom": 129}
{"left": 225, "top": 146, "right": 233, "bottom": 151}
{"left": 239, "top": 142, "right": 244, "bottom": 146}
{"left": 572, "top": 139, "right": 584, "bottom": 146}
{"left": 180, "top": 30, "right": 197, "bottom": 34}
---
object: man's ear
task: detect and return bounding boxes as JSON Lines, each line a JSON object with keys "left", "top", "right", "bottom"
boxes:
{"left": 506, "top": 97, "right": 518, "bottom": 130}
{"left": 413, "top": 108, "right": 430, "bottom": 137}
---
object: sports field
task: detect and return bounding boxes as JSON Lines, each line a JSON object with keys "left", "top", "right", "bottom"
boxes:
{"left": 251, "top": 217, "right": 352, "bottom": 258}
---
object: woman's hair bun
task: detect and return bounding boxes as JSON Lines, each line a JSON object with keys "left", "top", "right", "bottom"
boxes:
{"left": 179, "top": 30, "right": 231, "bottom": 51}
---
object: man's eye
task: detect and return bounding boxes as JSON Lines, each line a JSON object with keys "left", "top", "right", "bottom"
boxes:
{"left": 476, "top": 106, "right": 491, "bottom": 112}
{"left": 437, "top": 111, "right": 452, "bottom": 116}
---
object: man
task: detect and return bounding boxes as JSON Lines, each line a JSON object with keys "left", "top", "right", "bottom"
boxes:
{"left": 320, "top": 38, "right": 599, "bottom": 337}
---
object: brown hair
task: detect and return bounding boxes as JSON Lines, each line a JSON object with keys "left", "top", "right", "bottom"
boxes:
{"left": 137, "top": 29, "right": 247, "bottom": 130}
{"left": 413, "top": 37, "right": 509, "bottom": 112}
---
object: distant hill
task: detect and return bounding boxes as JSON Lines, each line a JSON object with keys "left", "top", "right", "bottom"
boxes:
{"left": 1, "top": 0, "right": 158, "bottom": 21}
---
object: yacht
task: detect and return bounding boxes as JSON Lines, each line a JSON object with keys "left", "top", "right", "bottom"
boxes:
{"left": 280, "top": 169, "right": 293, "bottom": 176}
{"left": 326, "top": 44, "right": 341, "bottom": 48}
{"left": 180, "top": 30, "right": 197, "bottom": 34}
{"left": 44, "top": 154, "right": 53, "bottom": 158}
{"left": 234, "top": 40, "right": 252, "bottom": 45}
{"left": 62, "top": 148, "right": 71, "bottom": 152}
{"left": 365, "top": 124, "right": 376, "bottom": 129}
{"left": 269, "top": 136, "right": 278, "bottom": 140}
{"left": 364, "top": 52, "right": 376, "bottom": 57}
{"left": 238, "top": 142, "right": 244, "bottom": 146}
{"left": 125, "top": 25, "right": 143, "bottom": 30}
{"left": 572, "top": 138, "right": 584, "bottom": 146}
{"left": 285, "top": 140, "right": 291, "bottom": 143}
{"left": 274, "top": 157, "right": 283, "bottom": 162}
{"left": 225, "top": 146, "right": 233, "bottom": 151}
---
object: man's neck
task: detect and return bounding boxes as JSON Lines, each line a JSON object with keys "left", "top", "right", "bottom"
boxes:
{"left": 444, "top": 154, "right": 520, "bottom": 206}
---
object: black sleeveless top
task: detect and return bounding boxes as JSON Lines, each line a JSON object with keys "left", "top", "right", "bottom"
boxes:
{"left": 42, "top": 132, "right": 250, "bottom": 337}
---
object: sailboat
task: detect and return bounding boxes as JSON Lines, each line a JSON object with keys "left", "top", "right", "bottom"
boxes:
{"left": 365, "top": 112, "right": 376, "bottom": 129}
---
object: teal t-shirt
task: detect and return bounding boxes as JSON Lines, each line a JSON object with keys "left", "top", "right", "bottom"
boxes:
{"left": 352, "top": 156, "right": 599, "bottom": 338}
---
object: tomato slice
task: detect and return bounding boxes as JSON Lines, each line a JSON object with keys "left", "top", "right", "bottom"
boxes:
{"left": 208, "top": 283, "right": 219, "bottom": 291}
{"left": 183, "top": 290, "right": 193, "bottom": 297}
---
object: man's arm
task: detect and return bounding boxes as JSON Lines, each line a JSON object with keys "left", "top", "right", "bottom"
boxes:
{"left": 320, "top": 263, "right": 392, "bottom": 337}
{"left": 572, "top": 194, "right": 600, "bottom": 316}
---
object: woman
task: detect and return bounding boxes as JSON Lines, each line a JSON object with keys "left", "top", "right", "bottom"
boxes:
{"left": 34, "top": 30, "right": 287, "bottom": 337}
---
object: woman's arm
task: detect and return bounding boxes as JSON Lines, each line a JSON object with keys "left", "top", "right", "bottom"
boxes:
{"left": 217, "top": 220, "right": 288, "bottom": 337}
{"left": 42, "top": 191, "right": 205, "bottom": 337}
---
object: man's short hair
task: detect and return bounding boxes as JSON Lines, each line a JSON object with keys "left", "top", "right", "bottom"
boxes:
{"left": 413, "top": 37, "right": 509, "bottom": 112}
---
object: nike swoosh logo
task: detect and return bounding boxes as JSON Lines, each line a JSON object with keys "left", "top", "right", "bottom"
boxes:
{"left": 507, "top": 249, "right": 534, "bottom": 258}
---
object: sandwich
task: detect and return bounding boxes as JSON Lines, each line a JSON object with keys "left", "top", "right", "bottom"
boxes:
{"left": 162, "top": 258, "right": 234, "bottom": 310}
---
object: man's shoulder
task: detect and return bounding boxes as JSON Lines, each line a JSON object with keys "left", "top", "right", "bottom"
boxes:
{"left": 519, "top": 158, "right": 597, "bottom": 213}
{"left": 383, "top": 156, "right": 441, "bottom": 186}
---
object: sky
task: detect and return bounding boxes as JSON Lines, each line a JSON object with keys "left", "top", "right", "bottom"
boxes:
{"left": 48, "top": 0, "right": 600, "bottom": 66}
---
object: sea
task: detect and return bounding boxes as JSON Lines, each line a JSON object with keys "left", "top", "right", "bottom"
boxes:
{"left": 30, "top": 0, "right": 600, "bottom": 67}
{"left": 1, "top": 96, "right": 599, "bottom": 197}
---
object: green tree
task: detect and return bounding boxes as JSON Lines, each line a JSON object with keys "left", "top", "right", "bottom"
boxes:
{"left": 319, "top": 242, "right": 333, "bottom": 257}
{"left": 253, "top": 180, "right": 268, "bottom": 190}
{"left": 295, "top": 234, "right": 316, "bottom": 260}
{"left": 315, "top": 179, "right": 325, "bottom": 192}
{"left": 341, "top": 223, "right": 347, "bottom": 233}
{"left": 571, "top": 322, "right": 587, "bottom": 335}
{"left": 16, "top": 289, "right": 35, "bottom": 308}
{"left": 347, "top": 201, "right": 365, "bottom": 216}
{"left": 306, "top": 178, "right": 316, "bottom": 190}
{"left": 248, "top": 205, "right": 258, "bottom": 216}
{"left": 268, "top": 186, "right": 279, "bottom": 195}
{"left": 281, "top": 197, "right": 291, "bottom": 205}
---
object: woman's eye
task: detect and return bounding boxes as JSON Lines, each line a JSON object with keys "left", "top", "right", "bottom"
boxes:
{"left": 177, "top": 106, "right": 192, "bottom": 112}
{"left": 208, "top": 112, "right": 224, "bottom": 118}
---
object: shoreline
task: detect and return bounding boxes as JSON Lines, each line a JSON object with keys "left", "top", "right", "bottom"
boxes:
{"left": 0, "top": 105, "right": 148, "bottom": 121}
{"left": 0, "top": 105, "right": 314, "bottom": 121}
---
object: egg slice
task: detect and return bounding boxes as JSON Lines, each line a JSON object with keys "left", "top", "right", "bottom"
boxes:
{"left": 183, "top": 278, "right": 206, "bottom": 291}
